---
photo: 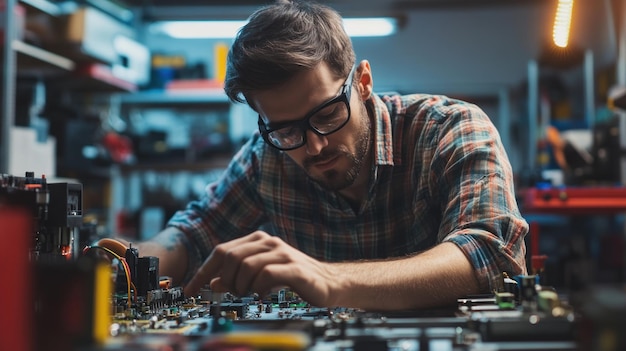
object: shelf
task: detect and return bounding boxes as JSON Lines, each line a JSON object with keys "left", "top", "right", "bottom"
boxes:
{"left": 14, "top": 40, "right": 75, "bottom": 75}
{"left": 42, "top": 63, "right": 138, "bottom": 93}
{"left": 116, "top": 90, "right": 230, "bottom": 105}
{"left": 13, "top": 40, "right": 137, "bottom": 92}
{"left": 19, "top": 0, "right": 61, "bottom": 16}
{"left": 73, "top": 63, "right": 137, "bottom": 92}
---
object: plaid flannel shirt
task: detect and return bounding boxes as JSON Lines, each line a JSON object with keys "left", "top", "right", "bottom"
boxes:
{"left": 168, "top": 93, "right": 528, "bottom": 291}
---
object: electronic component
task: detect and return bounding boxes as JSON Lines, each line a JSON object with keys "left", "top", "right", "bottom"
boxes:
{"left": 0, "top": 171, "right": 83, "bottom": 260}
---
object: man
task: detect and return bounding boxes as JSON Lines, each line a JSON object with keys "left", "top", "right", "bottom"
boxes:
{"left": 129, "top": 0, "right": 528, "bottom": 310}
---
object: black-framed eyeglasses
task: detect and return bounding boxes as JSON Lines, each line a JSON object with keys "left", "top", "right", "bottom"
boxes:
{"left": 258, "top": 65, "right": 356, "bottom": 151}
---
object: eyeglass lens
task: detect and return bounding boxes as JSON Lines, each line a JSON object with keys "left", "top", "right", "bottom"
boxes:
{"left": 267, "top": 100, "right": 349, "bottom": 149}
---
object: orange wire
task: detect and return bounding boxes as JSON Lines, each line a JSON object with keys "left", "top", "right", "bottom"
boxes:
{"left": 84, "top": 245, "right": 133, "bottom": 308}
{"left": 96, "top": 238, "right": 129, "bottom": 257}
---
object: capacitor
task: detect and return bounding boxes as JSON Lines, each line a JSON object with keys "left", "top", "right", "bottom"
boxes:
{"left": 503, "top": 274, "right": 519, "bottom": 302}
{"left": 517, "top": 275, "right": 538, "bottom": 311}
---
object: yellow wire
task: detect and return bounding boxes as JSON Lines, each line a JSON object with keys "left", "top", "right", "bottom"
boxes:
{"left": 130, "top": 282, "right": 138, "bottom": 302}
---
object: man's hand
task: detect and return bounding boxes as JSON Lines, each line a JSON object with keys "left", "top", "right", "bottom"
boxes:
{"left": 183, "top": 231, "right": 341, "bottom": 307}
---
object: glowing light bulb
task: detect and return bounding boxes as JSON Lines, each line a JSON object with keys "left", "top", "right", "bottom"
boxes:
{"left": 553, "top": 0, "right": 574, "bottom": 48}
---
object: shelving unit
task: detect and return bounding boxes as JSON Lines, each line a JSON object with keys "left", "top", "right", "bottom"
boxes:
{"left": 111, "top": 89, "right": 233, "bottom": 167}
{"left": 1, "top": 0, "right": 139, "bottom": 173}
{"left": 2, "top": 0, "right": 255, "bottom": 234}
{"left": 105, "top": 87, "right": 251, "bottom": 235}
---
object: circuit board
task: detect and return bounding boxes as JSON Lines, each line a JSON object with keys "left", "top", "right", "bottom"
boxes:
{"left": 1, "top": 172, "right": 614, "bottom": 351}
{"left": 99, "top": 281, "right": 579, "bottom": 351}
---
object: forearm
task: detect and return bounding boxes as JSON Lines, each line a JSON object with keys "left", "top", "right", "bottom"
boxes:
{"left": 329, "top": 242, "right": 480, "bottom": 310}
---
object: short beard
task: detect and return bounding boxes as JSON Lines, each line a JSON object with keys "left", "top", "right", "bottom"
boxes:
{"left": 305, "top": 101, "right": 371, "bottom": 191}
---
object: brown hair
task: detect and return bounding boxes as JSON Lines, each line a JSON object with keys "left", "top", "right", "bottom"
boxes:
{"left": 224, "top": 0, "right": 356, "bottom": 107}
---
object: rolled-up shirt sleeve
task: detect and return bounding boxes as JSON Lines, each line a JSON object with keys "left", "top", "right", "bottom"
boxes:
{"left": 428, "top": 102, "right": 528, "bottom": 292}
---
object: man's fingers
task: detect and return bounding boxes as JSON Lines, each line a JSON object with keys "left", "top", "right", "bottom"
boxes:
{"left": 184, "top": 232, "right": 272, "bottom": 297}
{"left": 234, "top": 250, "right": 290, "bottom": 295}
{"left": 183, "top": 253, "right": 221, "bottom": 297}
{"left": 183, "top": 273, "right": 204, "bottom": 297}
{"left": 209, "top": 277, "right": 228, "bottom": 292}
{"left": 220, "top": 237, "right": 286, "bottom": 294}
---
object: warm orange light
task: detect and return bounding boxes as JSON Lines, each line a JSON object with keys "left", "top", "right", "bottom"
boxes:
{"left": 553, "top": 0, "right": 574, "bottom": 48}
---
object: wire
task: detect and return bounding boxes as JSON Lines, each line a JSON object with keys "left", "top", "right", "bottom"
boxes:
{"left": 96, "top": 238, "right": 129, "bottom": 257}
{"left": 83, "top": 245, "right": 133, "bottom": 308}
{"left": 95, "top": 239, "right": 138, "bottom": 302}
{"left": 130, "top": 282, "right": 138, "bottom": 303}
{"left": 118, "top": 253, "right": 134, "bottom": 304}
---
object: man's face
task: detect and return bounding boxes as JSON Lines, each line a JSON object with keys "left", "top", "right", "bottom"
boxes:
{"left": 253, "top": 63, "right": 371, "bottom": 192}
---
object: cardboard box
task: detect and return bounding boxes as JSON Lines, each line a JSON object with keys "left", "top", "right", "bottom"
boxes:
{"left": 62, "top": 6, "right": 134, "bottom": 64}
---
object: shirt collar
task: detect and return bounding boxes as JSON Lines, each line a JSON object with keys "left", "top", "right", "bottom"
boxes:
{"left": 367, "top": 94, "right": 395, "bottom": 167}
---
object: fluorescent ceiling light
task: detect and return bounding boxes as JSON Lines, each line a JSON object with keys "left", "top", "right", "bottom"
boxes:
{"left": 149, "top": 17, "right": 398, "bottom": 39}
{"left": 150, "top": 20, "right": 247, "bottom": 39}
{"left": 344, "top": 18, "right": 397, "bottom": 37}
